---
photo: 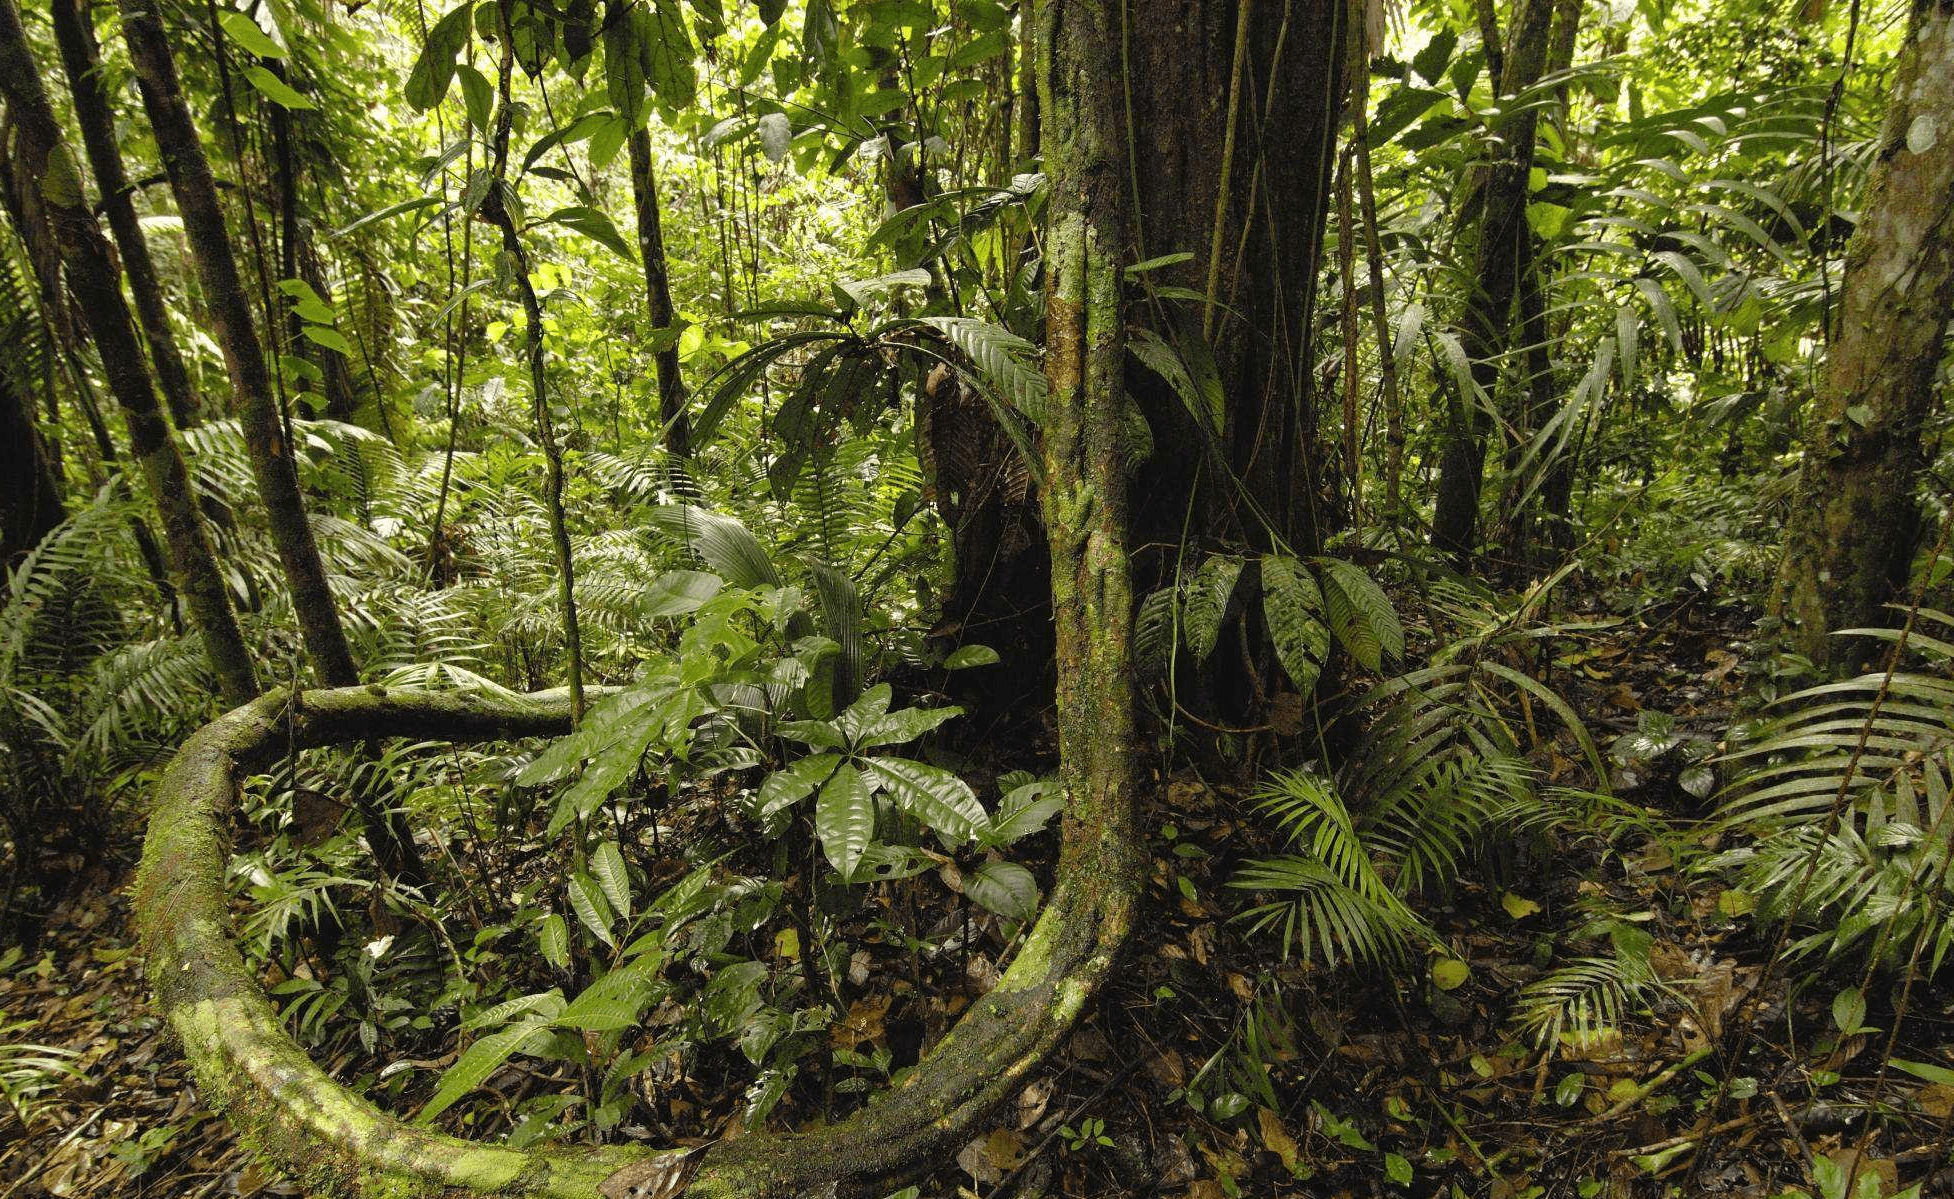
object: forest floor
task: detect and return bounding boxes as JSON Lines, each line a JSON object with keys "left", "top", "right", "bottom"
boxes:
{"left": 5, "top": 595, "right": 1954, "bottom": 1199}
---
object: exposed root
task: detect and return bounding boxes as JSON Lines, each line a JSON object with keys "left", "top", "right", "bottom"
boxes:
{"left": 136, "top": 683, "right": 1140, "bottom": 1198}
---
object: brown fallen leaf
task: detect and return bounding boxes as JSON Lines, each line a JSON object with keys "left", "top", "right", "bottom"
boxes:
{"left": 1257, "top": 1106, "right": 1299, "bottom": 1171}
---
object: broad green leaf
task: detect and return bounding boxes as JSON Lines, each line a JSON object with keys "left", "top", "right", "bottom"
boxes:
{"left": 917, "top": 316, "right": 1049, "bottom": 423}
{"left": 647, "top": 505, "right": 781, "bottom": 588}
{"left": 944, "top": 644, "right": 1000, "bottom": 669}
{"left": 567, "top": 872, "right": 615, "bottom": 947}
{"left": 1317, "top": 558, "right": 1402, "bottom": 671}
{"left": 462, "top": 990, "right": 564, "bottom": 1031}
{"left": 546, "top": 206, "right": 633, "bottom": 260}
{"left": 642, "top": 569, "right": 722, "bottom": 618}
{"left": 641, "top": 0, "right": 697, "bottom": 109}
{"left": 301, "top": 325, "right": 352, "bottom": 354}
{"left": 590, "top": 840, "right": 631, "bottom": 921}
{"left": 756, "top": 753, "right": 840, "bottom": 817}
{"left": 243, "top": 65, "right": 314, "bottom": 110}
{"left": 965, "top": 860, "right": 1038, "bottom": 920}
{"left": 219, "top": 11, "right": 285, "bottom": 58}
{"left": 833, "top": 683, "right": 894, "bottom": 743}
{"left": 417, "top": 1018, "right": 552, "bottom": 1123}
{"left": 986, "top": 779, "right": 1064, "bottom": 846}
{"left": 1831, "top": 986, "right": 1866, "bottom": 1035}
{"left": 404, "top": 4, "right": 472, "bottom": 110}
{"left": 537, "top": 914, "right": 569, "bottom": 969}
{"left": 852, "top": 705, "right": 963, "bottom": 750}
{"left": 777, "top": 719, "right": 846, "bottom": 750}
{"left": 863, "top": 757, "right": 986, "bottom": 846}
{"left": 556, "top": 964, "right": 658, "bottom": 1032}
{"left": 758, "top": 112, "right": 793, "bottom": 162}
{"left": 457, "top": 63, "right": 493, "bottom": 131}
{"left": 1182, "top": 555, "right": 1243, "bottom": 664}
{"left": 815, "top": 763, "right": 874, "bottom": 880}
{"left": 1432, "top": 958, "right": 1470, "bottom": 990}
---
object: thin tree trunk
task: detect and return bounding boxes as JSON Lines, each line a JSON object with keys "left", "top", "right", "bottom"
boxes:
{"left": 0, "top": 0, "right": 260, "bottom": 704}
{"left": 0, "top": 366, "right": 65, "bottom": 576}
{"left": 1503, "top": 0, "right": 1583, "bottom": 568}
{"left": 626, "top": 129, "right": 689, "bottom": 457}
{"left": 50, "top": 0, "right": 202, "bottom": 430}
{"left": 1033, "top": 0, "right": 1140, "bottom": 926}
{"left": 1779, "top": 0, "right": 1954, "bottom": 674}
{"left": 483, "top": 20, "right": 585, "bottom": 724}
{"left": 1015, "top": 0, "right": 1039, "bottom": 169}
{"left": 1430, "top": 0, "right": 1556, "bottom": 562}
{"left": 1348, "top": 6, "right": 1405, "bottom": 535}
{"left": 117, "top": 0, "right": 361, "bottom": 690}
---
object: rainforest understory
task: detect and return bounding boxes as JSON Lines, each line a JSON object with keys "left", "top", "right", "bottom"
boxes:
{"left": 4, "top": 0, "right": 1954, "bottom": 1195}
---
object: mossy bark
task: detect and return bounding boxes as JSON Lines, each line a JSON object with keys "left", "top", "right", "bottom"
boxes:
{"left": 0, "top": 0, "right": 260, "bottom": 705}
{"left": 1778, "top": 0, "right": 1954, "bottom": 675}
{"left": 118, "top": 0, "right": 363, "bottom": 691}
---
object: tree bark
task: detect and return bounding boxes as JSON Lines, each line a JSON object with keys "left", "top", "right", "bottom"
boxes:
{"left": 1500, "top": 0, "right": 1584, "bottom": 569}
{"left": 0, "top": 365, "right": 65, "bottom": 576}
{"left": 117, "top": 0, "right": 362, "bottom": 690}
{"left": 1778, "top": 0, "right": 1954, "bottom": 674}
{"left": 0, "top": 0, "right": 260, "bottom": 705}
{"left": 1122, "top": 0, "right": 1347, "bottom": 558}
{"left": 482, "top": 17, "right": 585, "bottom": 725}
{"left": 1429, "top": 0, "right": 1557, "bottom": 562}
{"left": 626, "top": 128, "right": 690, "bottom": 457}
{"left": 50, "top": 0, "right": 203, "bottom": 430}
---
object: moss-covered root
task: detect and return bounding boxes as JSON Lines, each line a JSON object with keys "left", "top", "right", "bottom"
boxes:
{"left": 139, "top": 680, "right": 1145, "bottom": 1198}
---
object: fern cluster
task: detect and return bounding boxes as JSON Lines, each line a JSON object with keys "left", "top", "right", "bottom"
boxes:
{"left": 1709, "top": 613, "right": 1954, "bottom": 974}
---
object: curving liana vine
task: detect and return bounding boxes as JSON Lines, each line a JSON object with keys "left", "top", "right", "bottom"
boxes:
{"left": 134, "top": 0, "right": 1138, "bottom": 1192}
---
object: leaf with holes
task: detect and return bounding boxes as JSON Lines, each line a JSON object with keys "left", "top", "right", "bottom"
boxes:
{"left": 966, "top": 860, "right": 1038, "bottom": 921}
{"left": 1262, "top": 554, "right": 1330, "bottom": 694}
{"left": 1318, "top": 559, "right": 1402, "bottom": 671}
{"left": 1182, "top": 555, "right": 1243, "bottom": 665}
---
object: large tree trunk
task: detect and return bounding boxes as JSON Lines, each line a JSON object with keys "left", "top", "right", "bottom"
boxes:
{"left": 1429, "top": 0, "right": 1557, "bottom": 562}
{"left": 627, "top": 128, "right": 690, "bottom": 457}
{"left": 1778, "top": 0, "right": 1954, "bottom": 675}
{"left": 0, "top": 0, "right": 260, "bottom": 705}
{"left": 0, "top": 366, "right": 64, "bottom": 576}
{"left": 117, "top": 0, "right": 362, "bottom": 690}
{"left": 1124, "top": 0, "right": 1348, "bottom": 558}
{"left": 49, "top": 0, "right": 203, "bottom": 430}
